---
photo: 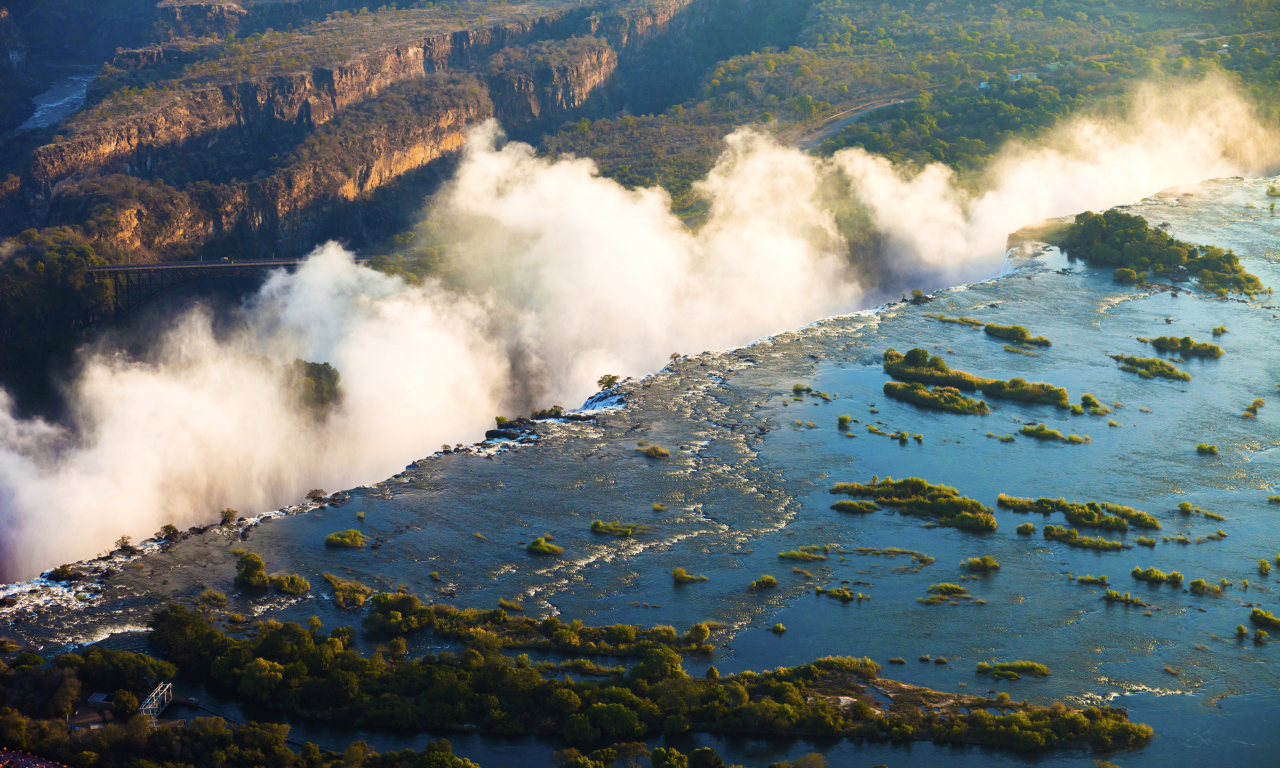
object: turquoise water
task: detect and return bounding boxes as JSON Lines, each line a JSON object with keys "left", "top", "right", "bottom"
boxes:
{"left": 11, "top": 177, "right": 1280, "bottom": 765}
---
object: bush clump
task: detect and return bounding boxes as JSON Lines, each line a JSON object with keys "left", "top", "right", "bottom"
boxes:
{"left": 591, "top": 520, "right": 647, "bottom": 536}
{"left": 831, "top": 500, "right": 878, "bottom": 514}
{"left": 234, "top": 553, "right": 269, "bottom": 588}
{"left": 962, "top": 555, "right": 1001, "bottom": 572}
{"left": 749, "top": 574, "right": 778, "bottom": 590}
{"left": 322, "top": 573, "right": 371, "bottom": 609}
{"left": 1076, "top": 574, "right": 1108, "bottom": 585}
{"left": 1016, "top": 522, "right": 1036, "bottom": 535}
{"left": 527, "top": 537, "right": 563, "bottom": 555}
{"left": 1137, "top": 336, "right": 1224, "bottom": 359}
{"left": 1251, "top": 608, "right": 1280, "bottom": 629}
{"left": 977, "top": 660, "right": 1050, "bottom": 679}
{"left": 269, "top": 573, "right": 310, "bottom": 595}
{"left": 830, "top": 476, "right": 996, "bottom": 532}
{"left": 324, "top": 529, "right": 366, "bottom": 548}
{"left": 1110, "top": 354, "right": 1191, "bottom": 381}
{"left": 1131, "top": 566, "right": 1183, "bottom": 585}
{"left": 779, "top": 546, "right": 830, "bottom": 561}
{"left": 672, "top": 567, "right": 709, "bottom": 584}
{"left": 639, "top": 444, "right": 671, "bottom": 458}
{"left": 1103, "top": 590, "right": 1148, "bottom": 606}
{"left": 1197, "top": 444, "right": 1218, "bottom": 455}
{"left": 984, "top": 323, "right": 1051, "bottom": 346}
{"left": 883, "top": 348, "right": 985, "bottom": 390}
{"left": 883, "top": 381, "right": 990, "bottom": 414}
{"left": 1043, "top": 525, "right": 1123, "bottom": 551}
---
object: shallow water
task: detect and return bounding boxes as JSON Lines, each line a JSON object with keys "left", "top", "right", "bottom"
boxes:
{"left": 5, "top": 176, "right": 1280, "bottom": 766}
{"left": 17, "top": 67, "right": 95, "bottom": 131}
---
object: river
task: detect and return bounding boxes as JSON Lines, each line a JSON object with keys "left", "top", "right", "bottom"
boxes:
{"left": 17, "top": 65, "right": 96, "bottom": 132}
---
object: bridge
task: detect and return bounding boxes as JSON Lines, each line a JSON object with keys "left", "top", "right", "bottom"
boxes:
{"left": 88, "top": 257, "right": 372, "bottom": 316}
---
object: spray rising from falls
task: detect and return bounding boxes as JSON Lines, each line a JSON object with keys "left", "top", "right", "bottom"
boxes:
{"left": 0, "top": 79, "right": 1274, "bottom": 580}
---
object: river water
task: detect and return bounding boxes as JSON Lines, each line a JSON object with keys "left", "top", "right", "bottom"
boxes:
{"left": 3, "top": 176, "right": 1279, "bottom": 766}
{"left": 16, "top": 66, "right": 96, "bottom": 132}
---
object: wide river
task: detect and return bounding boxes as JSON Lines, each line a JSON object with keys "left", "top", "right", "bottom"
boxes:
{"left": 3, "top": 176, "right": 1279, "bottom": 766}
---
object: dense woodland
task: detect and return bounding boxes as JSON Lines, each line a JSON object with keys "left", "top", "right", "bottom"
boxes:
{"left": 0, "top": 603, "right": 1154, "bottom": 768}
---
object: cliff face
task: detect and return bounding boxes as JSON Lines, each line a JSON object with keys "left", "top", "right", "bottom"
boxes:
{"left": 486, "top": 38, "right": 618, "bottom": 131}
{"left": 12, "top": 0, "right": 813, "bottom": 262}
{"left": 154, "top": 2, "right": 249, "bottom": 41}
{"left": 45, "top": 74, "right": 492, "bottom": 259}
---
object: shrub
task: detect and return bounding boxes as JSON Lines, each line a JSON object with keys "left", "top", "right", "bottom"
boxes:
{"left": 882, "top": 348, "right": 985, "bottom": 390}
{"left": 1137, "top": 335, "right": 1224, "bottom": 359}
{"left": 831, "top": 500, "right": 878, "bottom": 513}
{"left": 672, "top": 567, "right": 708, "bottom": 584}
{"left": 830, "top": 476, "right": 996, "bottom": 531}
{"left": 1131, "top": 566, "right": 1183, "bottom": 585}
{"left": 1043, "top": 525, "right": 1123, "bottom": 551}
{"left": 1016, "top": 522, "right": 1036, "bottom": 535}
{"left": 1135, "top": 537, "right": 1156, "bottom": 547}
{"left": 1250, "top": 608, "right": 1280, "bottom": 630}
{"left": 883, "top": 380, "right": 990, "bottom": 414}
{"left": 592, "top": 520, "right": 647, "bottom": 536}
{"left": 1197, "top": 444, "right": 1218, "bottom": 455}
{"left": 323, "top": 573, "right": 371, "bottom": 609}
{"left": 1212, "top": 325, "right": 1228, "bottom": 336}
{"left": 778, "top": 547, "right": 829, "bottom": 561}
{"left": 269, "top": 573, "right": 310, "bottom": 595}
{"left": 837, "top": 414, "right": 852, "bottom": 429}
{"left": 1113, "top": 268, "right": 1139, "bottom": 284}
{"left": 527, "top": 537, "right": 564, "bottom": 555}
{"left": 749, "top": 574, "right": 778, "bottom": 590}
{"left": 1103, "top": 590, "right": 1148, "bottom": 606}
{"left": 1076, "top": 574, "right": 1108, "bottom": 585}
{"left": 1260, "top": 559, "right": 1272, "bottom": 576}
{"left": 977, "top": 660, "right": 1050, "bottom": 677}
{"left": 1110, "top": 355, "right": 1191, "bottom": 381}
{"left": 640, "top": 444, "right": 671, "bottom": 458}
{"left": 1020, "top": 423, "right": 1064, "bottom": 441}
{"left": 498, "top": 598, "right": 525, "bottom": 612}
{"left": 962, "top": 555, "right": 1001, "bottom": 571}
{"left": 234, "top": 553, "right": 269, "bottom": 588}
{"left": 325, "top": 529, "right": 366, "bottom": 548}
{"left": 769, "top": 624, "right": 786, "bottom": 635}
{"left": 983, "top": 323, "right": 1051, "bottom": 346}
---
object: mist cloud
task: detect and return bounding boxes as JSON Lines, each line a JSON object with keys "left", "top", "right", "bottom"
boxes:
{"left": 0, "top": 77, "right": 1274, "bottom": 580}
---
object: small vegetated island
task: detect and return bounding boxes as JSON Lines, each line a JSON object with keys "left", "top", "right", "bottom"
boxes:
{"left": 1137, "top": 336, "right": 1224, "bottom": 359}
{"left": 1109, "top": 354, "right": 1191, "bottom": 381}
{"left": 324, "top": 529, "right": 367, "bottom": 548}
{"left": 977, "top": 660, "right": 1051, "bottom": 681}
{"left": 983, "top": 323, "right": 1052, "bottom": 346}
{"left": 997, "top": 495, "right": 1161, "bottom": 532}
{"left": 1062, "top": 209, "right": 1265, "bottom": 297}
{"left": 883, "top": 348, "right": 1070, "bottom": 408}
{"left": 831, "top": 476, "right": 997, "bottom": 532}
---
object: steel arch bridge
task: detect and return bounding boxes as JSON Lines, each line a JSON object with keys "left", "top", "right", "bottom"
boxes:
{"left": 88, "top": 257, "right": 371, "bottom": 317}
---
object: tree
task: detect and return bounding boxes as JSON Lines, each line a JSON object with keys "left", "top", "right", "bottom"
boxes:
{"left": 687, "top": 623, "right": 710, "bottom": 643}
{"left": 159, "top": 524, "right": 180, "bottom": 540}
{"left": 652, "top": 748, "right": 688, "bottom": 768}
{"left": 597, "top": 373, "right": 620, "bottom": 389}
{"left": 237, "top": 658, "right": 285, "bottom": 701}
{"left": 306, "top": 489, "right": 328, "bottom": 502}
{"left": 110, "top": 690, "right": 139, "bottom": 721}
{"left": 114, "top": 535, "right": 133, "bottom": 552}
{"left": 220, "top": 508, "right": 239, "bottom": 525}
{"left": 234, "top": 552, "right": 269, "bottom": 588}
{"left": 689, "top": 748, "right": 726, "bottom": 768}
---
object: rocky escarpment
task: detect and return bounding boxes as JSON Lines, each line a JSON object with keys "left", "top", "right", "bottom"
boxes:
{"left": 154, "top": 1, "right": 249, "bottom": 40}
{"left": 45, "top": 74, "right": 491, "bottom": 258}
{"left": 9, "top": 0, "right": 816, "bottom": 262}
{"left": 27, "top": 7, "right": 600, "bottom": 189}
{"left": 485, "top": 36, "right": 618, "bottom": 133}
